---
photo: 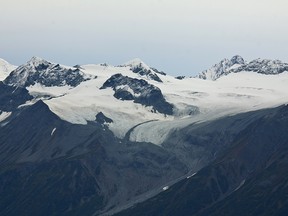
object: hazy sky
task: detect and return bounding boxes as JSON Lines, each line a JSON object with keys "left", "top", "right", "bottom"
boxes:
{"left": 1, "top": 0, "right": 288, "bottom": 76}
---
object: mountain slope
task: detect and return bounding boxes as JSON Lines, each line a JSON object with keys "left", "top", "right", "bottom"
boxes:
{"left": 100, "top": 73, "right": 173, "bottom": 115}
{"left": 4, "top": 56, "right": 93, "bottom": 87}
{"left": 20, "top": 57, "right": 288, "bottom": 142}
{"left": 0, "top": 99, "right": 187, "bottom": 215}
{"left": 1, "top": 56, "right": 288, "bottom": 215}
{"left": 120, "top": 58, "right": 164, "bottom": 82}
{"left": 115, "top": 105, "right": 288, "bottom": 216}
{"left": 232, "top": 58, "right": 288, "bottom": 75}
{"left": 0, "top": 82, "right": 32, "bottom": 112}
{"left": 196, "top": 55, "right": 288, "bottom": 80}
{"left": 0, "top": 58, "right": 17, "bottom": 81}
{"left": 196, "top": 55, "right": 245, "bottom": 80}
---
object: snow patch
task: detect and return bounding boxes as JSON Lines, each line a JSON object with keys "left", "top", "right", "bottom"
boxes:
{"left": 234, "top": 179, "right": 246, "bottom": 191}
{"left": 51, "top": 128, "right": 56, "bottom": 136}
{"left": 162, "top": 186, "right": 169, "bottom": 191}
{"left": 187, "top": 172, "right": 197, "bottom": 179}
{"left": 0, "top": 112, "right": 12, "bottom": 122}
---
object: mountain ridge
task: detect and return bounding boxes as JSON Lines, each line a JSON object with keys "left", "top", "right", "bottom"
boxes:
{"left": 1, "top": 55, "right": 288, "bottom": 215}
{"left": 4, "top": 56, "right": 93, "bottom": 87}
{"left": 196, "top": 55, "right": 288, "bottom": 80}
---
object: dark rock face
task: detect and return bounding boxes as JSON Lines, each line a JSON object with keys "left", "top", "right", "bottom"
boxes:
{"left": 96, "top": 112, "right": 113, "bottom": 124}
{"left": 0, "top": 82, "right": 32, "bottom": 111}
{"left": 0, "top": 160, "right": 104, "bottom": 216}
{"left": 230, "top": 55, "right": 245, "bottom": 65}
{"left": 197, "top": 55, "right": 288, "bottom": 80}
{"left": 232, "top": 58, "right": 288, "bottom": 75}
{"left": 0, "top": 100, "right": 187, "bottom": 215}
{"left": 4, "top": 57, "right": 91, "bottom": 87}
{"left": 175, "top": 76, "right": 185, "bottom": 80}
{"left": 151, "top": 67, "right": 166, "bottom": 76}
{"left": 101, "top": 74, "right": 174, "bottom": 115}
{"left": 116, "top": 105, "right": 288, "bottom": 216}
{"left": 196, "top": 55, "right": 245, "bottom": 80}
{"left": 131, "top": 65, "right": 163, "bottom": 82}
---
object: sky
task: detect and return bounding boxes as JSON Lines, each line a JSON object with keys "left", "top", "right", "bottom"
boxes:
{"left": 1, "top": 0, "right": 288, "bottom": 76}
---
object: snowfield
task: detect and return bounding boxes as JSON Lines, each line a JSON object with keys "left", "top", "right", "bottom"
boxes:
{"left": 130, "top": 71, "right": 288, "bottom": 144}
{"left": 0, "top": 112, "right": 12, "bottom": 122}
{"left": 11, "top": 57, "right": 288, "bottom": 145}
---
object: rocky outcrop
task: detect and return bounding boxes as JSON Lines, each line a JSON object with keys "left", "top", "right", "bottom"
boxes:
{"left": 101, "top": 73, "right": 173, "bottom": 115}
{"left": 4, "top": 56, "right": 92, "bottom": 87}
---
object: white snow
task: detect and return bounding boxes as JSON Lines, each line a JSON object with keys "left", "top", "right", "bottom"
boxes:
{"left": 23, "top": 60, "right": 288, "bottom": 145}
{"left": 234, "top": 179, "right": 246, "bottom": 191}
{"left": 26, "top": 63, "right": 167, "bottom": 138}
{"left": 51, "top": 128, "right": 57, "bottom": 136}
{"left": 162, "top": 186, "right": 169, "bottom": 191}
{"left": 0, "top": 58, "right": 17, "bottom": 81}
{"left": 115, "top": 85, "right": 134, "bottom": 96}
{"left": 187, "top": 172, "right": 197, "bottom": 179}
{"left": 0, "top": 112, "right": 11, "bottom": 122}
{"left": 129, "top": 71, "right": 288, "bottom": 144}
{"left": 27, "top": 83, "right": 73, "bottom": 98}
{"left": 121, "top": 58, "right": 151, "bottom": 71}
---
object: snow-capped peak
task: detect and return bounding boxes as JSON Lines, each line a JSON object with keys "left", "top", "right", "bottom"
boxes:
{"left": 0, "top": 58, "right": 17, "bottom": 81}
{"left": 196, "top": 55, "right": 288, "bottom": 81}
{"left": 4, "top": 56, "right": 92, "bottom": 87}
{"left": 196, "top": 55, "right": 245, "bottom": 81}
{"left": 120, "top": 58, "right": 163, "bottom": 82}
{"left": 232, "top": 58, "right": 288, "bottom": 75}
{"left": 230, "top": 55, "right": 245, "bottom": 65}
{"left": 27, "top": 56, "right": 48, "bottom": 65}
{"left": 122, "top": 58, "right": 151, "bottom": 71}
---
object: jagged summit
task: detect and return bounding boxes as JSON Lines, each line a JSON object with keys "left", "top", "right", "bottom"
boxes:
{"left": 4, "top": 56, "right": 92, "bottom": 87}
{"left": 196, "top": 55, "right": 288, "bottom": 81}
{"left": 230, "top": 55, "right": 245, "bottom": 65}
{"left": 121, "top": 58, "right": 163, "bottom": 82}
{"left": 232, "top": 58, "right": 288, "bottom": 75}
{"left": 122, "top": 58, "right": 151, "bottom": 70}
{"left": 196, "top": 55, "right": 245, "bottom": 80}
{"left": 26, "top": 56, "right": 52, "bottom": 67}
{"left": 28, "top": 56, "right": 46, "bottom": 63}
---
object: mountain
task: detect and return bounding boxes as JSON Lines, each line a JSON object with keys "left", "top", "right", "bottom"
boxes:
{"left": 232, "top": 58, "right": 288, "bottom": 75}
{"left": 196, "top": 55, "right": 288, "bottom": 80}
{"left": 100, "top": 73, "right": 173, "bottom": 115}
{"left": 4, "top": 56, "right": 93, "bottom": 87}
{"left": 0, "top": 58, "right": 17, "bottom": 81}
{"left": 115, "top": 105, "right": 288, "bottom": 216}
{"left": 120, "top": 58, "right": 164, "bottom": 82}
{"left": 0, "top": 82, "right": 32, "bottom": 112}
{"left": 1, "top": 56, "right": 288, "bottom": 215}
{"left": 0, "top": 99, "right": 187, "bottom": 215}
{"left": 196, "top": 55, "right": 245, "bottom": 80}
